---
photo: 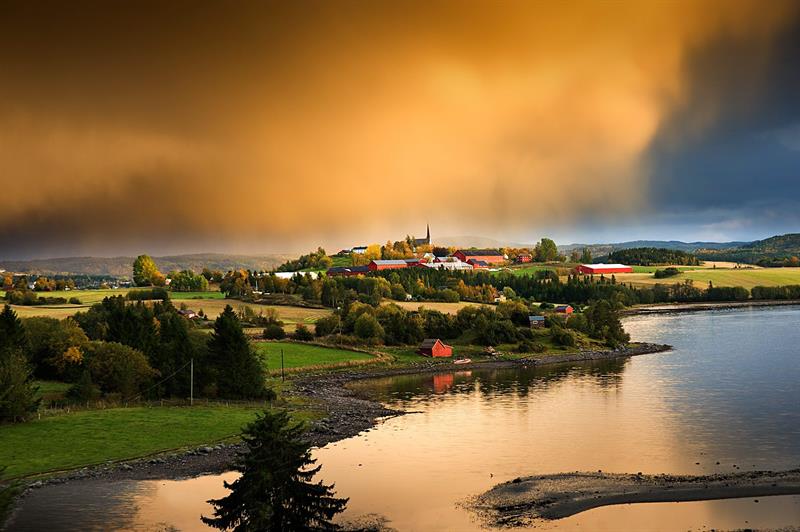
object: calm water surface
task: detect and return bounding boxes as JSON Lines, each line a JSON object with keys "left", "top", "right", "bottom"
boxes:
{"left": 9, "top": 306, "right": 800, "bottom": 531}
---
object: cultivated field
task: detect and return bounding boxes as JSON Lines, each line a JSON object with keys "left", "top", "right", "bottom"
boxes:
{"left": 190, "top": 299, "right": 331, "bottom": 325}
{"left": 253, "top": 341, "right": 376, "bottom": 371}
{"left": 615, "top": 267, "right": 800, "bottom": 289}
{"left": 388, "top": 301, "right": 486, "bottom": 314}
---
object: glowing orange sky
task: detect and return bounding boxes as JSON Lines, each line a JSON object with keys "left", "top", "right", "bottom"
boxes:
{"left": 0, "top": 0, "right": 797, "bottom": 257}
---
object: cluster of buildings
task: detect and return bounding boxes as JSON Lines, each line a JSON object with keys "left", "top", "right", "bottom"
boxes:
{"left": 327, "top": 248, "right": 507, "bottom": 277}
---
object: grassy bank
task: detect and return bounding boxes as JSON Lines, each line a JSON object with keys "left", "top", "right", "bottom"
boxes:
{"left": 253, "top": 341, "right": 376, "bottom": 371}
{"left": 0, "top": 403, "right": 315, "bottom": 479}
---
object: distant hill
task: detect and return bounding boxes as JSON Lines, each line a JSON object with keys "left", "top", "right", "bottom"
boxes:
{"left": 696, "top": 233, "right": 800, "bottom": 264}
{"left": 559, "top": 240, "right": 747, "bottom": 258}
{"left": 0, "top": 253, "right": 293, "bottom": 277}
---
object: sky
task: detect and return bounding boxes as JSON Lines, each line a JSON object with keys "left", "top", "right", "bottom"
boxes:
{"left": 1, "top": 0, "right": 800, "bottom": 259}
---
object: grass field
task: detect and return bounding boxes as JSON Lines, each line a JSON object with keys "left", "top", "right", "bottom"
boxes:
{"left": 253, "top": 341, "right": 375, "bottom": 371}
{"left": 388, "top": 301, "right": 486, "bottom": 314}
{"left": 617, "top": 267, "right": 800, "bottom": 289}
{"left": 191, "top": 299, "right": 331, "bottom": 326}
{"left": 0, "top": 404, "right": 313, "bottom": 478}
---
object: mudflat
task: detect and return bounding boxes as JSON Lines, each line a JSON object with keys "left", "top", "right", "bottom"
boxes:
{"left": 473, "top": 469, "right": 800, "bottom": 526}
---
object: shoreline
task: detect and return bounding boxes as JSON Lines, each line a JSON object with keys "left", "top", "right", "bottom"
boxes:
{"left": 473, "top": 469, "right": 800, "bottom": 525}
{"left": 625, "top": 299, "right": 800, "bottom": 315}
{"left": 7, "top": 342, "right": 671, "bottom": 490}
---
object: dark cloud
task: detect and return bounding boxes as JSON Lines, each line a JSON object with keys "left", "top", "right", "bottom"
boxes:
{"left": 1, "top": 1, "right": 799, "bottom": 258}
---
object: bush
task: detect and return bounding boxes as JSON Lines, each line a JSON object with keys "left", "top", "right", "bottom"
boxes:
{"left": 653, "top": 267, "right": 681, "bottom": 279}
{"left": 127, "top": 287, "right": 170, "bottom": 301}
{"left": 263, "top": 324, "right": 286, "bottom": 340}
{"left": 68, "top": 297, "right": 82, "bottom": 305}
{"left": 516, "top": 340, "right": 546, "bottom": 353}
{"left": 67, "top": 370, "right": 101, "bottom": 402}
{"left": 354, "top": 313, "right": 385, "bottom": 343}
{"left": 313, "top": 315, "right": 340, "bottom": 337}
{"left": 292, "top": 325, "right": 314, "bottom": 342}
{"left": 550, "top": 326, "right": 576, "bottom": 347}
{"left": 84, "top": 341, "right": 158, "bottom": 398}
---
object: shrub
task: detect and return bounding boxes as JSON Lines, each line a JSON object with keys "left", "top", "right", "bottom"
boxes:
{"left": 354, "top": 313, "right": 385, "bottom": 343}
{"left": 263, "top": 324, "right": 286, "bottom": 340}
{"left": 67, "top": 370, "right": 101, "bottom": 402}
{"left": 313, "top": 315, "right": 340, "bottom": 337}
{"left": 516, "top": 340, "right": 546, "bottom": 353}
{"left": 292, "top": 325, "right": 314, "bottom": 342}
{"left": 68, "top": 297, "right": 82, "bottom": 305}
{"left": 84, "top": 341, "right": 158, "bottom": 398}
{"left": 550, "top": 326, "right": 576, "bottom": 347}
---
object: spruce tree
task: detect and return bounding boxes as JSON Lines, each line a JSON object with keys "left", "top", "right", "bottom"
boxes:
{"left": 202, "top": 410, "right": 347, "bottom": 531}
{"left": 0, "top": 305, "right": 38, "bottom": 423}
{"left": 208, "top": 305, "right": 266, "bottom": 398}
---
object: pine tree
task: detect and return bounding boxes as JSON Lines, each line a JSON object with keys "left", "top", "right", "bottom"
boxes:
{"left": 0, "top": 304, "right": 28, "bottom": 357}
{"left": 208, "top": 305, "right": 266, "bottom": 399}
{"left": 202, "top": 410, "right": 348, "bottom": 531}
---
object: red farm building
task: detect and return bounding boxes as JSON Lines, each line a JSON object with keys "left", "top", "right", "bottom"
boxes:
{"left": 368, "top": 260, "right": 409, "bottom": 271}
{"left": 516, "top": 254, "right": 533, "bottom": 263}
{"left": 418, "top": 338, "right": 453, "bottom": 358}
{"left": 575, "top": 263, "right": 633, "bottom": 275}
{"left": 555, "top": 305, "right": 574, "bottom": 315}
{"left": 467, "top": 259, "right": 489, "bottom": 269}
{"left": 452, "top": 249, "right": 505, "bottom": 264}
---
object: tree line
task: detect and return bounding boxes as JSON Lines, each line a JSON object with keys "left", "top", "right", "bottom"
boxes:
{"left": 607, "top": 247, "right": 700, "bottom": 266}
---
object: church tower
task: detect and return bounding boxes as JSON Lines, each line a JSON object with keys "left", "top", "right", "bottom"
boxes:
{"left": 426, "top": 223, "right": 431, "bottom": 245}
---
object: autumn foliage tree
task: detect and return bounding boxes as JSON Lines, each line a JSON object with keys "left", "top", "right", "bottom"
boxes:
{"left": 133, "top": 254, "right": 166, "bottom": 287}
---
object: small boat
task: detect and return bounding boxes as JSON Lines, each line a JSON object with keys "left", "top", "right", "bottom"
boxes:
{"left": 454, "top": 358, "right": 471, "bottom": 365}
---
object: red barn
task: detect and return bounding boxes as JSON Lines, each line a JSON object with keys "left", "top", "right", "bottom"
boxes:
{"left": 418, "top": 338, "right": 453, "bottom": 358}
{"left": 576, "top": 263, "right": 633, "bottom": 275}
{"left": 368, "top": 260, "right": 408, "bottom": 271}
{"left": 452, "top": 249, "right": 505, "bottom": 264}
{"left": 516, "top": 254, "right": 533, "bottom": 263}
{"left": 555, "top": 305, "right": 574, "bottom": 315}
{"left": 468, "top": 259, "right": 489, "bottom": 269}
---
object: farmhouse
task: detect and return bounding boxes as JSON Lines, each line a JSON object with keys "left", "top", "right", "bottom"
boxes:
{"left": 467, "top": 259, "right": 489, "bottom": 269}
{"left": 418, "top": 338, "right": 453, "bottom": 358}
{"left": 576, "top": 263, "right": 633, "bottom": 275}
{"left": 529, "top": 315, "right": 545, "bottom": 328}
{"left": 368, "top": 259, "right": 408, "bottom": 271}
{"left": 453, "top": 249, "right": 505, "bottom": 264}
{"left": 555, "top": 305, "right": 574, "bottom": 314}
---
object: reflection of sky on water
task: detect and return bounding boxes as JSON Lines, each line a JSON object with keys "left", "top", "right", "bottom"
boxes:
{"left": 9, "top": 306, "right": 800, "bottom": 531}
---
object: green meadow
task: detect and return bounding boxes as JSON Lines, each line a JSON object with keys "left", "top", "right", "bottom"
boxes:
{"left": 253, "top": 341, "right": 375, "bottom": 371}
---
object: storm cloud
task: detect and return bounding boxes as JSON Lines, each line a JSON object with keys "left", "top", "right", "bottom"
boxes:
{"left": 0, "top": 0, "right": 798, "bottom": 257}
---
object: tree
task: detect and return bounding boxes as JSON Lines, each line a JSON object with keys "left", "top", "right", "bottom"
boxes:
{"left": 169, "top": 270, "right": 209, "bottom": 292}
{"left": 84, "top": 341, "right": 158, "bottom": 398}
{"left": 580, "top": 247, "right": 593, "bottom": 264}
{"left": 585, "top": 300, "right": 630, "bottom": 347}
{"left": 208, "top": 306, "right": 266, "bottom": 398}
{"left": 202, "top": 410, "right": 347, "bottom": 531}
{"left": 0, "top": 352, "right": 40, "bottom": 423}
{"left": 0, "top": 305, "right": 27, "bottom": 357}
{"left": 535, "top": 238, "right": 558, "bottom": 262}
{"left": 354, "top": 313, "right": 384, "bottom": 343}
{"left": 133, "top": 255, "right": 165, "bottom": 287}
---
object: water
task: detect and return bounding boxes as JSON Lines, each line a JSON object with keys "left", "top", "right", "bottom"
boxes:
{"left": 8, "top": 306, "right": 800, "bottom": 530}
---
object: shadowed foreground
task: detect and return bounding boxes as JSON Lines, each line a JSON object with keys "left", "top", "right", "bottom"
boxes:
{"left": 473, "top": 469, "right": 800, "bottom": 526}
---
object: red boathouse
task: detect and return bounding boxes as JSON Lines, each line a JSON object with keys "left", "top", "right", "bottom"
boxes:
{"left": 418, "top": 338, "right": 453, "bottom": 358}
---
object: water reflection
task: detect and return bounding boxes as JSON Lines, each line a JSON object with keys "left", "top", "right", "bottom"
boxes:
{"left": 9, "top": 306, "right": 800, "bottom": 531}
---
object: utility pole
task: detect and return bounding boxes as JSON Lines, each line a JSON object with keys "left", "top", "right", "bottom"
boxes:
{"left": 281, "top": 348, "right": 285, "bottom": 382}
{"left": 190, "top": 358, "right": 194, "bottom": 406}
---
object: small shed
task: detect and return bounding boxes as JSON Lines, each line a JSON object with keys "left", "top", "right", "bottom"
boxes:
{"left": 529, "top": 315, "right": 545, "bottom": 328}
{"left": 555, "top": 305, "right": 574, "bottom": 315}
{"left": 418, "top": 338, "right": 453, "bottom": 358}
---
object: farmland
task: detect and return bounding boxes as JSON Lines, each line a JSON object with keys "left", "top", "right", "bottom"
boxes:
{"left": 253, "top": 341, "right": 376, "bottom": 371}
{"left": 0, "top": 404, "right": 317, "bottom": 479}
{"left": 615, "top": 267, "right": 800, "bottom": 289}
{"left": 387, "top": 300, "right": 486, "bottom": 314}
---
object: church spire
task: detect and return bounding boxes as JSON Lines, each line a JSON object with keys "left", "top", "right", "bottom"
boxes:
{"left": 426, "top": 223, "right": 430, "bottom": 244}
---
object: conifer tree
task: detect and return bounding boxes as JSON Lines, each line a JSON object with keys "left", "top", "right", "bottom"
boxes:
{"left": 0, "top": 305, "right": 39, "bottom": 422}
{"left": 207, "top": 305, "right": 266, "bottom": 398}
{"left": 202, "top": 410, "right": 347, "bottom": 531}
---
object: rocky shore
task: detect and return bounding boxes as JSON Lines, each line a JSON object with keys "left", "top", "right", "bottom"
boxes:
{"left": 13, "top": 342, "right": 670, "bottom": 490}
{"left": 473, "top": 469, "right": 800, "bottom": 526}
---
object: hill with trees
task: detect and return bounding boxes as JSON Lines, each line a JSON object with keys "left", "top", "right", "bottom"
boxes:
{"left": 696, "top": 233, "right": 800, "bottom": 266}
{"left": 606, "top": 247, "right": 700, "bottom": 266}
